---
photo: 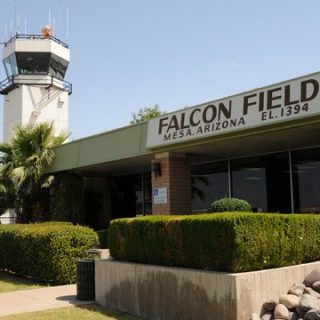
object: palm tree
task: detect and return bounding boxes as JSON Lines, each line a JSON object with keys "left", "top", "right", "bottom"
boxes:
{"left": 0, "top": 122, "right": 67, "bottom": 222}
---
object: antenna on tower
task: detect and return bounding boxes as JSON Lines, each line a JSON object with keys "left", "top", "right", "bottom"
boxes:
{"left": 10, "top": 19, "right": 13, "bottom": 37}
{"left": 24, "top": 16, "right": 27, "bottom": 34}
{"left": 66, "top": 8, "right": 69, "bottom": 41}
{"left": 33, "top": 0, "right": 37, "bottom": 34}
{"left": 59, "top": 0, "right": 62, "bottom": 38}
{"left": 17, "top": 14, "right": 20, "bottom": 34}
{"left": 14, "top": 0, "right": 17, "bottom": 34}
{"left": 53, "top": 18, "right": 56, "bottom": 37}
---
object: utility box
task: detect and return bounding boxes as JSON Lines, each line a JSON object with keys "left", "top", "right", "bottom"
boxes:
{"left": 76, "top": 259, "right": 95, "bottom": 301}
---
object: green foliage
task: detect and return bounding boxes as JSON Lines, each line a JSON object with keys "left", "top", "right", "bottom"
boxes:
{"left": 210, "top": 197, "right": 252, "bottom": 212}
{"left": 130, "top": 104, "right": 164, "bottom": 124}
{"left": 50, "top": 172, "right": 85, "bottom": 224}
{"left": 97, "top": 229, "right": 109, "bottom": 248}
{"left": 108, "top": 213, "right": 320, "bottom": 272}
{"left": 0, "top": 223, "right": 98, "bottom": 284}
{"left": 0, "top": 122, "right": 67, "bottom": 222}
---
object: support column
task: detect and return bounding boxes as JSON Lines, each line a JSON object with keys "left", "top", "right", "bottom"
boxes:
{"left": 151, "top": 152, "right": 192, "bottom": 215}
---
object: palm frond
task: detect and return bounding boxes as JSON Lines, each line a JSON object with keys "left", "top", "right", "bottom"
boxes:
{"left": 0, "top": 122, "right": 65, "bottom": 195}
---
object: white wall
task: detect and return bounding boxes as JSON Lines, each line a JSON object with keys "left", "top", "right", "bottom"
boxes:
{"left": 3, "top": 84, "right": 69, "bottom": 141}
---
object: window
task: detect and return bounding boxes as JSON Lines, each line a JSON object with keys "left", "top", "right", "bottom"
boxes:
{"left": 3, "top": 54, "right": 18, "bottom": 77}
{"left": 292, "top": 148, "right": 320, "bottom": 213}
{"left": 231, "top": 153, "right": 291, "bottom": 212}
{"left": 16, "top": 52, "right": 50, "bottom": 74}
{"left": 48, "top": 54, "right": 68, "bottom": 80}
{"left": 191, "top": 161, "right": 229, "bottom": 212}
{"left": 231, "top": 157, "right": 268, "bottom": 212}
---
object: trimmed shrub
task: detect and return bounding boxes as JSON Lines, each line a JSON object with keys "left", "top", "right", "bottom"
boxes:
{"left": 108, "top": 213, "right": 320, "bottom": 273}
{"left": 97, "top": 229, "right": 108, "bottom": 248}
{"left": 210, "top": 197, "right": 252, "bottom": 212}
{"left": 0, "top": 223, "right": 98, "bottom": 284}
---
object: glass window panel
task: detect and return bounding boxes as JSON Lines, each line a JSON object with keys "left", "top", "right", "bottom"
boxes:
{"left": 231, "top": 153, "right": 291, "bottom": 212}
{"left": 293, "top": 148, "right": 320, "bottom": 213}
{"left": 9, "top": 54, "right": 18, "bottom": 75}
{"left": 16, "top": 52, "right": 50, "bottom": 74}
{"left": 48, "top": 53, "right": 68, "bottom": 79}
{"left": 3, "top": 54, "right": 18, "bottom": 77}
{"left": 232, "top": 157, "right": 267, "bottom": 212}
{"left": 191, "top": 161, "right": 229, "bottom": 212}
{"left": 3, "top": 57, "right": 13, "bottom": 77}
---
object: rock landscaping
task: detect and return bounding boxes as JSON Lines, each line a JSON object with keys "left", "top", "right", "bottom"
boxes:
{"left": 251, "top": 269, "right": 320, "bottom": 320}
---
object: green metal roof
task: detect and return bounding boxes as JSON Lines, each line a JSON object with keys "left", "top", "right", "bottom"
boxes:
{"left": 47, "top": 122, "right": 151, "bottom": 173}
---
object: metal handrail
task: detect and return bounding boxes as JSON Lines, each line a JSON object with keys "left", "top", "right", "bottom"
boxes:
{"left": 0, "top": 75, "right": 72, "bottom": 95}
{"left": 0, "top": 76, "right": 13, "bottom": 91}
{"left": 4, "top": 34, "right": 68, "bottom": 48}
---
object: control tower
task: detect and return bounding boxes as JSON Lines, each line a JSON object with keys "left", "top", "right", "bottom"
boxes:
{"left": 0, "top": 27, "right": 71, "bottom": 142}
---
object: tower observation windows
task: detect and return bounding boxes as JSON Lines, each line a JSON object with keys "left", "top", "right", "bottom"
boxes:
{"left": 3, "top": 54, "right": 18, "bottom": 77}
{"left": 16, "top": 52, "right": 50, "bottom": 74}
{"left": 49, "top": 53, "right": 68, "bottom": 80}
{"left": 3, "top": 52, "right": 69, "bottom": 79}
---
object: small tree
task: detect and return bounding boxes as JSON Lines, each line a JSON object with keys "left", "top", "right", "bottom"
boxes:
{"left": 130, "top": 104, "right": 165, "bottom": 124}
{"left": 0, "top": 122, "right": 67, "bottom": 222}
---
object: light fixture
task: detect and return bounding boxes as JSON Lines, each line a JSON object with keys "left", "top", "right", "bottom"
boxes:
{"left": 151, "top": 162, "right": 161, "bottom": 177}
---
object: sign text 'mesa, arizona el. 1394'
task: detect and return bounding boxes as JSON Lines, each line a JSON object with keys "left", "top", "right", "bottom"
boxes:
{"left": 146, "top": 72, "right": 320, "bottom": 148}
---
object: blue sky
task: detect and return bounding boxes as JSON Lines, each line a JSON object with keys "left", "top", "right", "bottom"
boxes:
{"left": 0, "top": 0, "right": 320, "bottom": 139}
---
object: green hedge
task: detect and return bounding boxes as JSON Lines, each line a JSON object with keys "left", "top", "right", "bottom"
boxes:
{"left": 108, "top": 213, "right": 320, "bottom": 272}
{"left": 0, "top": 223, "right": 99, "bottom": 284}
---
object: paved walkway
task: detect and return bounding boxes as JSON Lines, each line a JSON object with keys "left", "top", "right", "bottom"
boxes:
{"left": 0, "top": 284, "right": 94, "bottom": 317}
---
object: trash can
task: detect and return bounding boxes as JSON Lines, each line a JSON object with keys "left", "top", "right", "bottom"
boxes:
{"left": 76, "top": 259, "right": 95, "bottom": 300}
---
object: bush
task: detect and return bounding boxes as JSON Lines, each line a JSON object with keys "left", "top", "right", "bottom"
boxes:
{"left": 108, "top": 213, "right": 320, "bottom": 273}
{"left": 97, "top": 229, "right": 108, "bottom": 248}
{"left": 210, "top": 197, "right": 252, "bottom": 212}
{"left": 0, "top": 223, "right": 99, "bottom": 284}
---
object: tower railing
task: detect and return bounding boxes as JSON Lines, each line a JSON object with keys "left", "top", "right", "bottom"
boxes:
{"left": 0, "top": 74, "right": 72, "bottom": 95}
{"left": 4, "top": 34, "right": 69, "bottom": 48}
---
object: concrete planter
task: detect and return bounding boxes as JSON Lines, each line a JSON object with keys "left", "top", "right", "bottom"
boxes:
{"left": 95, "top": 260, "right": 320, "bottom": 320}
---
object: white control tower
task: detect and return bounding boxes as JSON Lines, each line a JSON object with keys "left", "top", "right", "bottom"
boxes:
{"left": 0, "top": 27, "right": 71, "bottom": 142}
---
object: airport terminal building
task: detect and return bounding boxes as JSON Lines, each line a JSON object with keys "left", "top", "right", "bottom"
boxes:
{"left": 48, "top": 71, "right": 320, "bottom": 224}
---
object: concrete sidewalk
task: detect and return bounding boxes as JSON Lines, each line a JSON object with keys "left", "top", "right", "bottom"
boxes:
{"left": 0, "top": 284, "right": 94, "bottom": 317}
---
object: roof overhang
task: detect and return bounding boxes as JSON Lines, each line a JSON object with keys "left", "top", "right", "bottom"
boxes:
{"left": 47, "top": 71, "right": 320, "bottom": 176}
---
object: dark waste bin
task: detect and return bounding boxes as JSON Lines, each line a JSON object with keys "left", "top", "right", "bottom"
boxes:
{"left": 76, "top": 259, "right": 95, "bottom": 300}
